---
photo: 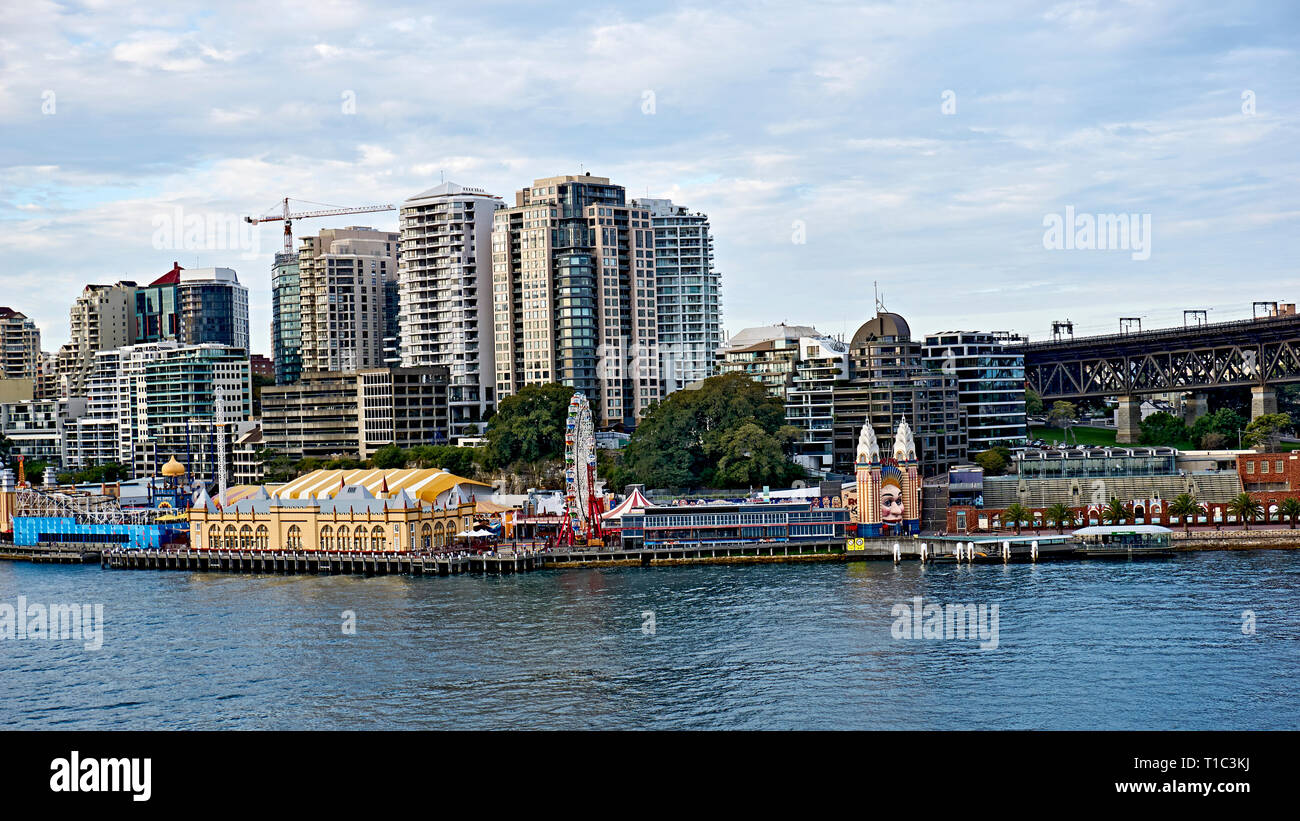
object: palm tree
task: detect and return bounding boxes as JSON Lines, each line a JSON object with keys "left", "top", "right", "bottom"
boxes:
{"left": 1003, "top": 503, "right": 1029, "bottom": 536}
{"left": 1227, "top": 493, "right": 1263, "bottom": 530}
{"left": 1167, "top": 493, "right": 1199, "bottom": 536}
{"left": 1280, "top": 497, "right": 1300, "bottom": 530}
{"left": 1102, "top": 497, "right": 1128, "bottom": 526}
{"left": 1045, "top": 502, "right": 1074, "bottom": 534}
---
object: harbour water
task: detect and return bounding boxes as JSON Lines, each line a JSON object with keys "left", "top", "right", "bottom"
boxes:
{"left": 2, "top": 550, "right": 1298, "bottom": 730}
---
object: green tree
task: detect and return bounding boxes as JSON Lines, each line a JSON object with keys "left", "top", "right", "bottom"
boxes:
{"left": 1242, "top": 413, "right": 1293, "bottom": 451}
{"left": 1047, "top": 401, "right": 1077, "bottom": 443}
{"left": 617, "top": 372, "right": 800, "bottom": 489}
{"left": 973, "top": 447, "right": 1011, "bottom": 477}
{"left": 1003, "top": 503, "right": 1030, "bottom": 535}
{"left": 483, "top": 383, "right": 576, "bottom": 469}
{"left": 1279, "top": 497, "right": 1300, "bottom": 530}
{"left": 406, "top": 444, "right": 481, "bottom": 477}
{"left": 24, "top": 460, "right": 47, "bottom": 485}
{"left": 1139, "top": 412, "right": 1189, "bottom": 446}
{"left": 1227, "top": 492, "right": 1262, "bottom": 530}
{"left": 1045, "top": 502, "right": 1074, "bottom": 534}
{"left": 1025, "top": 389, "right": 1044, "bottom": 417}
{"left": 1167, "top": 492, "right": 1200, "bottom": 535}
{"left": 708, "top": 421, "right": 803, "bottom": 487}
{"left": 1103, "top": 497, "right": 1128, "bottom": 525}
{"left": 1199, "top": 432, "right": 1228, "bottom": 450}
{"left": 371, "top": 444, "right": 408, "bottom": 469}
{"left": 256, "top": 447, "right": 297, "bottom": 484}
{"left": 1190, "top": 408, "right": 1245, "bottom": 448}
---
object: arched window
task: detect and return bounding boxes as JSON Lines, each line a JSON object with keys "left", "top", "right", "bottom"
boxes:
{"left": 337, "top": 526, "right": 348, "bottom": 551}
{"left": 225, "top": 525, "right": 238, "bottom": 550}
{"left": 421, "top": 523, "right": 432, "bottom": 551}
{"left": 434, "top": 521, "right": 444, "bottom": 549}
{"left": 371, "top": 526, "right": 385, "bottom": 551}
{"left": 256, "top": 525, "right": 269, "bottom": 550}
{"left": 320, "top": 526, "right": 333, "bottom": 551}
{"left": 240, "top": 525, "right": 254, "bottom": 550}
{"left": 209, "top": 525, "right": 221, "bottom": 549}
{"left": 287, "top": 525, "right": 301, "bottom": 549}
{"left": 353, "top": 528, "right": 365, "bottom": 551}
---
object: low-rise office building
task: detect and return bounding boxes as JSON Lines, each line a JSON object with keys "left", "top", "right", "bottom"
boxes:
{"left": 260, "top": 366, "right": 452, "bottom": 461}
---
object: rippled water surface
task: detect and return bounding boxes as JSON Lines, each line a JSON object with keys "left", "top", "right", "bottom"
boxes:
{"left": 1, "top": 551, "right": 1297, "bottom": 729}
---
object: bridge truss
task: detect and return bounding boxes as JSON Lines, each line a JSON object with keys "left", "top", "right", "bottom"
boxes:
{"left": 1023, "top": 314, "right": 1300, "bottom": 400}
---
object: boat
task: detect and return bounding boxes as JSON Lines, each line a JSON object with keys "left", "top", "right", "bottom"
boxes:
{"left": 1069, "top": 525, "right": 1175, "bottom": 558}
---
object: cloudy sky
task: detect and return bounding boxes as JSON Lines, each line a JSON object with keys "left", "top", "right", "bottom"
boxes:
{"left": 1, "top": 0, "right": 1297, "bottom": 353}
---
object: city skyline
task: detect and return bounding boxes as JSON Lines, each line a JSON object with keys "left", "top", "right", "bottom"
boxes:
{"left": 2, "top": 1, "right": 1298, "bottom": 355}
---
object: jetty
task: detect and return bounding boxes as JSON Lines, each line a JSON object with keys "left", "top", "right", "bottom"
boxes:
{"left": 96, "top": 535, "right": 1082, "bottom": 577}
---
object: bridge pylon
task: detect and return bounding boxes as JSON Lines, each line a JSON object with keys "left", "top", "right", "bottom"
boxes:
{"left": 1116, "top": 395, "right": 1142, "bottom": 444}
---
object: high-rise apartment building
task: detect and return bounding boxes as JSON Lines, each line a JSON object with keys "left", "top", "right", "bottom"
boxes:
{"left": 715, "top": 323, "right": 822, "bottom": 401}
{"left": 134, "top": 263, "right": 183, "bottom": 344}
{"left": 0, "top": 307, "right": 43, "bottom": 394}
{"left": 64, "top": 342, "right": 251, "bottom": 481}
{"left": 133, "top": 263, "right": 249, "bottom": 352}
{"left": 0, "top": 397, "right": 86, "bottom": 469}
{"left": 298, "top": 226, "right": 399, "bottom": 374}
{"left": 830, "top": 311, "right": 966, "bottom": 477}
{"left": 922, "top": 330, "right": 1028, "bottom": 451}
{"left": 271, "top": 251, "right": 302, "bottom": 384}
{"left": 57, "top": 281, "right": 136, "bottom": 398}
{"left": 491, "top": 173, "right": 659, "bottom": 428}
{"left": 632, "top": 198, "right": 723, "bottom": 395}
{"left": 178, "top": 267, "right": 249, "bottom": 352}
{"left": 785, "top": 335, "right": 851, "bottom": 475}
{"left": 399, "top": 182, "right": 503, "bottom": 436}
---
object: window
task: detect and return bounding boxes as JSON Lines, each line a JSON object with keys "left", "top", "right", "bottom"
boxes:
{"left": 321, "top": 526, "right": 333, "bottom": 550}
{"left": 287, "top": 525, "right": 302, "bottom": 549}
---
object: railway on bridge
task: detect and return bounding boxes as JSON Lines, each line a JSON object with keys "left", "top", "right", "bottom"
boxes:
{"left": 1022, "top": 312, "right": 1300, "bottom": 443}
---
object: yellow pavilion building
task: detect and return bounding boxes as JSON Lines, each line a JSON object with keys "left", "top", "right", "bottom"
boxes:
{"left": 189, "top": 468, "right": 489, "bottom": 553}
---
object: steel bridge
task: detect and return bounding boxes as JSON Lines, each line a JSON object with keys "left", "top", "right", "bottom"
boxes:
{"left": 1022, "top": 313, "right": 1300, "bottom": 441}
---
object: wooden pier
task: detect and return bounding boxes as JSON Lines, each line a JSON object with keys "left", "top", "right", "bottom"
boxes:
{"left": 0, "top": 544, "right": 105, "bottom": 564}
{"left": 101, "top": 547, "right": 543, "bottom": 576}
{"left": 96, "top": 536, "right": 1084, "bottom": 577}
{"left": 0, "top": 531, "right": 1119, "bottom": 577}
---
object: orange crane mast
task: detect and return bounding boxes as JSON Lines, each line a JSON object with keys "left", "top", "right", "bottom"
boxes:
{"left": 244, "top": 198, "right": 397, "bottom": 254}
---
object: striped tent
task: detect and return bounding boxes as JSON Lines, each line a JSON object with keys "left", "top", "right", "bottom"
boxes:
{"left": 602, "top": 487, "right": 652, "bottom": 520}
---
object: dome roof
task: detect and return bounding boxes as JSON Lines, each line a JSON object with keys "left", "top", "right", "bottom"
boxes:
{"left": 161, "top": 455, "right": 187, "bottom": 477}
{"left": 850, "top": 312, "right": 912, "bottom": 347}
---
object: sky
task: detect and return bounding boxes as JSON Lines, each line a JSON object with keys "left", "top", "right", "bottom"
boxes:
{"left": 1, "top": 0, "right": 1297, "bottom": 354}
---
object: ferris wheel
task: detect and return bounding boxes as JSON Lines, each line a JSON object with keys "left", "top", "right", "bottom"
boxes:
{"left": 561, "top": 392, "right": 602, "bottom": 544}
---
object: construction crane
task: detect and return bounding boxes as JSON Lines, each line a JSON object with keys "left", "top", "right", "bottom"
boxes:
{"left": 244, "top": 198, "right": 397, "bottom": 254}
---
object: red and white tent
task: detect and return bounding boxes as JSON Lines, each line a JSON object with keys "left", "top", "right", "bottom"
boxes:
{"left": 603, "top": 487, "right": 652, "bottom": 521}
